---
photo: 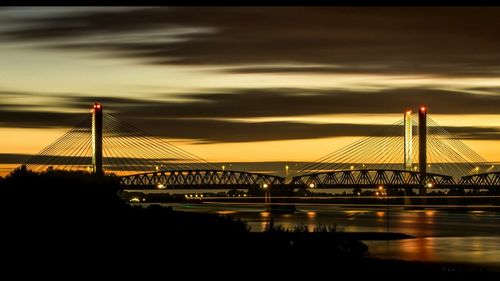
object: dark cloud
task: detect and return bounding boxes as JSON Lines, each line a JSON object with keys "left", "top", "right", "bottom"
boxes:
{"left": 127, "top": 120, "right": 402, "bottom": 143}
{"left": 79, "top": 88, "right": 500, "bottom": 117}
{"left": 3, "top": 88, "right": 500, "bottom": 143}
{"left": 120, "top": 119, "right": 500, "bottom": 143}
{"left": 2, "top": 7, "right": 500, "bottom": 76}
{"left": 0, "top": 110, "right": 87, "bottom": 128}
{"left": 5, "top": 87, "right": 500, "bottom": 124}
{"left": 0, "top": 153, "right": 32, "bottom": 164}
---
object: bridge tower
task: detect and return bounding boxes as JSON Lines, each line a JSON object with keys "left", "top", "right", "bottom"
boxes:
{"left": 404, "top": 110, "right": 412, "bottom": 171}
{"left": 418, "top": 106, "right": 427, "bottom": 195}
{"left": 91, "top": 103, "right": 103, "bottom": 174}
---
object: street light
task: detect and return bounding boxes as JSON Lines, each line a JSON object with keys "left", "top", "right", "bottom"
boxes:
{"left": 222, "top": 165, "right": 225, "bottom": 171}
{"left": 262, "top": 183, "right": 270, "bottom": 205}
{"left": 285, "top": 165, "right": 289, "bottom": 177}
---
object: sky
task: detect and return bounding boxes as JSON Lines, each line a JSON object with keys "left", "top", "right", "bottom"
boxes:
{"left": 2, "top": 7, "right": 500, "bottom": 175}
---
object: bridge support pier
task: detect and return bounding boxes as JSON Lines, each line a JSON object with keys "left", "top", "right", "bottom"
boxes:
{"left": 419, "top": 106, "right": 427, "bottom": 195}
{"left": 265, "top": 184, "right": 296, "bottom": 213}
{"left": 91, "top": 103, "right": 103, "bottom": 174}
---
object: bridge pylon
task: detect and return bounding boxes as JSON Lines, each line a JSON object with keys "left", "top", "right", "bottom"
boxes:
{"left": 419, "top": 106, "right": 427, "bottom": 195}
{"left": 404, "top": 109, "right": 412, "bottom": 171}
{"left": 91, "top": 103, "right": 103, "bottom": 174}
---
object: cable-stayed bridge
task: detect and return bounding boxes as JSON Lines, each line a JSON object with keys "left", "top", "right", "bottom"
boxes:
{"left": 18, "top": 103, "right": 500, "bottom": 193}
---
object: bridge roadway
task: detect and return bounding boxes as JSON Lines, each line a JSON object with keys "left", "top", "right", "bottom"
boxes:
{"left": 119, "top": 169, "right": 500, "bottom": 191}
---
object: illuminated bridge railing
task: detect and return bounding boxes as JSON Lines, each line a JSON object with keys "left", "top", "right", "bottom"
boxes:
{"left": 120, "top": 169, "right": 285, "bottom": 189}
{"left": 290, "top": 169, "right": 456, "bottom": 188}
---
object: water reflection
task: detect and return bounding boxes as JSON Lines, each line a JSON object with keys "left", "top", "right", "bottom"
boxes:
{"left": 367, "top": 237, "right": 500, "bottom": 267}
{"left": 160, "top": 203, "right": 500, "bottom": 268}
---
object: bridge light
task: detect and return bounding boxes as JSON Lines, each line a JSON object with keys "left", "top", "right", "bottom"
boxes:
{"left": 262, "top": 183, "right": 269, "bottom": 189}
{"left": 427, "top": 183, "right": 433, "bottom": 188}
{"left": 375, "top": 191, "right": 380, "bottom": 196}
{"left": 309, "top": 183, "right": 315, "bottom": 188}
{"left": 420, "top": 106, "right": 426, "bottom": 112}
{"left": 222, "top": 165, "right": 225, "bottom": 171}
{"left": 378, "top": 185, "right": 384, "bottom": 190}
{"left": 350, "top": 165, "right": 354, "bottom": 170}
{"left": 157, "top": 183, "right": 165, "bottom": 189}
{"left": 406, "top": 110, "right": 412, "bottom": 115}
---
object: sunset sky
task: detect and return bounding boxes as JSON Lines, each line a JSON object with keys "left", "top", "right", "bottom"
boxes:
{"left": 2, "top": 7, "right": 500, "bottom": 175}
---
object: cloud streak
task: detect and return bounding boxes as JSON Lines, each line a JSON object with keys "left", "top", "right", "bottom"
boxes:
{"left": 3, "top": 7, "right": 500, "bottom": 77}
{"left": 2, "top": 88, "right": 500, "bottom": 143}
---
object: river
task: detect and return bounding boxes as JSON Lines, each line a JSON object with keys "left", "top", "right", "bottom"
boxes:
{"left": 155, "top": 202, "right": 500, "bottom": 269}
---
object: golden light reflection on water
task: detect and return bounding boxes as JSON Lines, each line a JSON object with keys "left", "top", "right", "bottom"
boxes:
{"left": 167, "top": 203, "right": 500, "bottom": 266}
{"left": 368, "top": 237, "right": 500, "bottom": 266}
{"left": 425, "top": 210, "right": 436, "bottom": 216}
{"left": 216, "top": 210, "right": 236, "bottom": 215}
{"left": 260, "top": 211, "right": 270, "bottom": 218}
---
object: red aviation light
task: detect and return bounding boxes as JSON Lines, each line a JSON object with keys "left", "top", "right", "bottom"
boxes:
{"left": 420, "top": 106, "right": 426, "bottom": 112}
